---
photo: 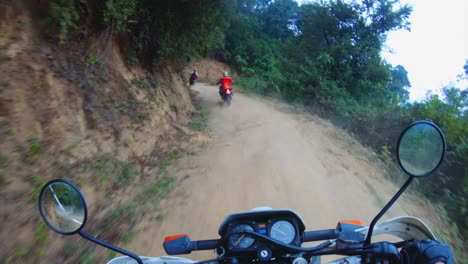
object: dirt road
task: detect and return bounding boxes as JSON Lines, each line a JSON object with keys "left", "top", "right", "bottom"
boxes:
{"left": 129, "top": 83, "right": 429, "bottom": 260}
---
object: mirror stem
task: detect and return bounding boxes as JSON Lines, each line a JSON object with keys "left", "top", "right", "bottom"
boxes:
{"left": 79, "top": 231, "right": 143, "bottom": 264}
{"left": 364, "top": 177, "right": 414, "bottom": 246}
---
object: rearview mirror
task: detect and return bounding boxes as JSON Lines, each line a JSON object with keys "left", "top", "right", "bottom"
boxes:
{"left": 38, "top": 179, "right": 144, "bottom": 264}
{"left": 365, "top": 120, "right": 446, "bottom": 245}
{"left": 397, "top": 121, "right": 446, "bottom": 177}
{"left": 38, "top": 179, "right": 87, "bottom": 235}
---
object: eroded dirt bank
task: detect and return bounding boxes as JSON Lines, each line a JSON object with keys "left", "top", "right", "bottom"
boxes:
{"left": 127, "top": 83, "right": 441, "bottom": 261}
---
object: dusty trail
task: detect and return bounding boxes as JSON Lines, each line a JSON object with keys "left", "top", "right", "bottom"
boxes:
{"left": 129, "top": 83, "right": 427, "bottom": 260}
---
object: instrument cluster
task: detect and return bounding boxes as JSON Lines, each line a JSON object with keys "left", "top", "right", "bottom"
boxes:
{"left": 227, "top": 219, "right": 299, "bottom": 250}
{"left": 218, "top": 209, "right": 305, "bottom": 253}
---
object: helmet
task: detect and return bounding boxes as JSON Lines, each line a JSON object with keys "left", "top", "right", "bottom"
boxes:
{"left": 223, "top": 71, "right": 229, "bottom": 77}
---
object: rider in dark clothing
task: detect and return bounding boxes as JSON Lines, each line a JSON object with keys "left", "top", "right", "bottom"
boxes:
{"left": 190, "top": 68, "right": 198, "bottom": 85}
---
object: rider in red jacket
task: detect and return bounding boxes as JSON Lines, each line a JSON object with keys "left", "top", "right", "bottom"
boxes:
{"left": 216, "top": 71, "right": 233, "bottom": 99}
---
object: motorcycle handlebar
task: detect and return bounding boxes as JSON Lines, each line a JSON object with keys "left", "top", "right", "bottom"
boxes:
{"left": 189, "top": 229, "right": 340, "bottom": 251}
{"left": 192, "top": 239, "right": 218, "bottom": 251}
{"left": 303, "top": 229, "right": 339, "bottom": 242}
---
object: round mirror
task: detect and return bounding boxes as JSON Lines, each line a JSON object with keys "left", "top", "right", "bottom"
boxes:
{"left": 38, "top": 179, "right": 87, "bottom": 235}
{"left": 397, "top": 121, "right": 446, "bottom": 177}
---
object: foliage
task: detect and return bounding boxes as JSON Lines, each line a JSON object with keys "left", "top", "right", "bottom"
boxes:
{"left": 103, "top": 0, "right": 138, "bottom": 32}
{"left": 25, "top": 136, "right": 44, "bottom": 160}
{"left": 170, "top": 103, "right": 178, "bottom": 113}
{"left": 411, "top": 86, "right": 468, "bottom": 235}
{"left": 39, "top": 0, "right": 226, "bottom": 68}
{"left": 87, "top": 157, "right": 138, "bottom": 189}
{"left": 34, "top": 221, "right": 49, "bottom": 256}
{"left": 131, "top": 78, "right": 151, "bottom": 90}
{"left": 47, "top": 0, "right": 81, "bottom": 42}
{"left": 84, "top": 53, "right": 99, "bottom": 66}
{"left": 125, "top": 0, "right": 226, "bottom": 67}
{"left": 158, "top": 153, "right": 183, "bottom": 175}
{"left": 5, "top": 247, "right": 30, "bottom": 264}
{"left": 387, "top": 65, "right": 411, "bottom": 103}
{"left": 140, "top": 176, "right": 175, "bottom": 200}
{"left": 190, "top": 107, "right": 210, "bottom": 131}
{"left": 0, "top": 155, "right": 8, "bottom": 168}
{"left": 115, "top": 160, "right": 138, "bottom": 187}
{"left": 28, "top": 175, "right": 47, "bottom": 203}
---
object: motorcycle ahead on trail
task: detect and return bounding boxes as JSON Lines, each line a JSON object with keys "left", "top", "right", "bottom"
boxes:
{"left": 220, "top": 86, "right": 233, "bottom": 106}
{"left": 38, "top": 120, "right": 446, "bottom": 264}
{"left": 189, "top": 72, "right": 198, "bottom": 86}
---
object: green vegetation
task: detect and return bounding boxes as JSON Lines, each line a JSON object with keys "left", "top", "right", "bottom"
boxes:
{"left": 103, "top": 0, "right": 138, "bottom": 32}
{"left": 170, "top": 103, "right": 179, "bottom": 113}
{"left": 87, "top": 156, "right": 138, "bottom": 189}
{"left": 108, "top": 251, "right": 118, "bottom": 260}
{"left": 34, "top": 221, "right": 49, "bottom": 257}
{"left": 0, "top": 48, "right": 8, "bottom": 62}
{"left": 5, "top": 247, "right": 30, "bottom": 264}
{"left": 77, "top": 249, "right": 94, "bottom": 264}
{"left": 47, "top": 0, "right": 80, "bottom": 42}
{"left": 0, "top": 155, "right": 8, "bottom": 168}
{"left": 63, "top": 240, "right": 74, "bottom": 257}
{"left": 155, "top": 213, "right": 165, "bottom": 222}
{"left": 104, "top": 201, "right": 137, "bottom": 227}
{"left": 131, "top": 78, "right": 151, "bottom": 90}
{"left": 43, "top": 0, "right": 225, "bottom": 67}
{"left": 84, "top": 53, "right": 99, "bottom": 66}
{"left": 26, "top": 136, "right": 44, "bottom": 160}
{"left": 121, "top": 231, "right": 135, "bottom": 244}
{"left": 28, "top": 175, "right": 47, "bottom": 202}
{"left": 190, "top": 107, "right": 210, "bottom": 131}
{"left": 139, "top": 176, "right": 175, "bottom": 202}
{"left": 158, "top": 153, "right": 183, "bottom": 175}
{"left": 115, "top": 160, "right": 138, "bottom": 187}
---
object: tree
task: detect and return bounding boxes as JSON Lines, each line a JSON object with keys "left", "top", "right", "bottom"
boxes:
{"left": 294, "top": 0, "right": 411, "bottom": 107}
{"left": 387, "top": 65, "right": 410, "bottom": 103}
{"left": 260, "top": 0, "right": 299, "bottom": 40}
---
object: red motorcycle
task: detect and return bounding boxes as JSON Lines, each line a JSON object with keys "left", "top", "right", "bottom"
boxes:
{"left": 220, "top": 86, "right": 233, "bottom": 106}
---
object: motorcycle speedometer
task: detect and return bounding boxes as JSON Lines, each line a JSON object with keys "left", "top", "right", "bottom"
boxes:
{"left": 269, "top": 220, "right": 296, "bottom": 244}
{"left": 229, "top": 224, "right": 255, "bottom": 249}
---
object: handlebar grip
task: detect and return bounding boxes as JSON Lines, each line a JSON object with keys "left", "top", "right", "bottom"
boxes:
{"left": 193, "top": 239, "right": 218, "bottom": 250}
{"left": 303, "top": 229, "right": 339, "bottom": 242}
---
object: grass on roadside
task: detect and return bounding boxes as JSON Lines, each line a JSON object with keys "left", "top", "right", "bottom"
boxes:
{"left": 190, "top": 107, "right": 210, "bottom": 131}
{"left": 158, "top": 153, "right": 183, "bottom": 175}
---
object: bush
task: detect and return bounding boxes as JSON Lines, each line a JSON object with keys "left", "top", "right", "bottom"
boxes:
{"left": 103, "top": 0, "right": 138, "bottom": 32}
{"left": 48, "top": 0, "right": 80, "bottom": 42}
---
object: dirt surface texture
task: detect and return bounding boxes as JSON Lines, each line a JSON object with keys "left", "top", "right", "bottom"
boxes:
{"left": 127, "top": 83, "right": 436, "bottom": 261}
